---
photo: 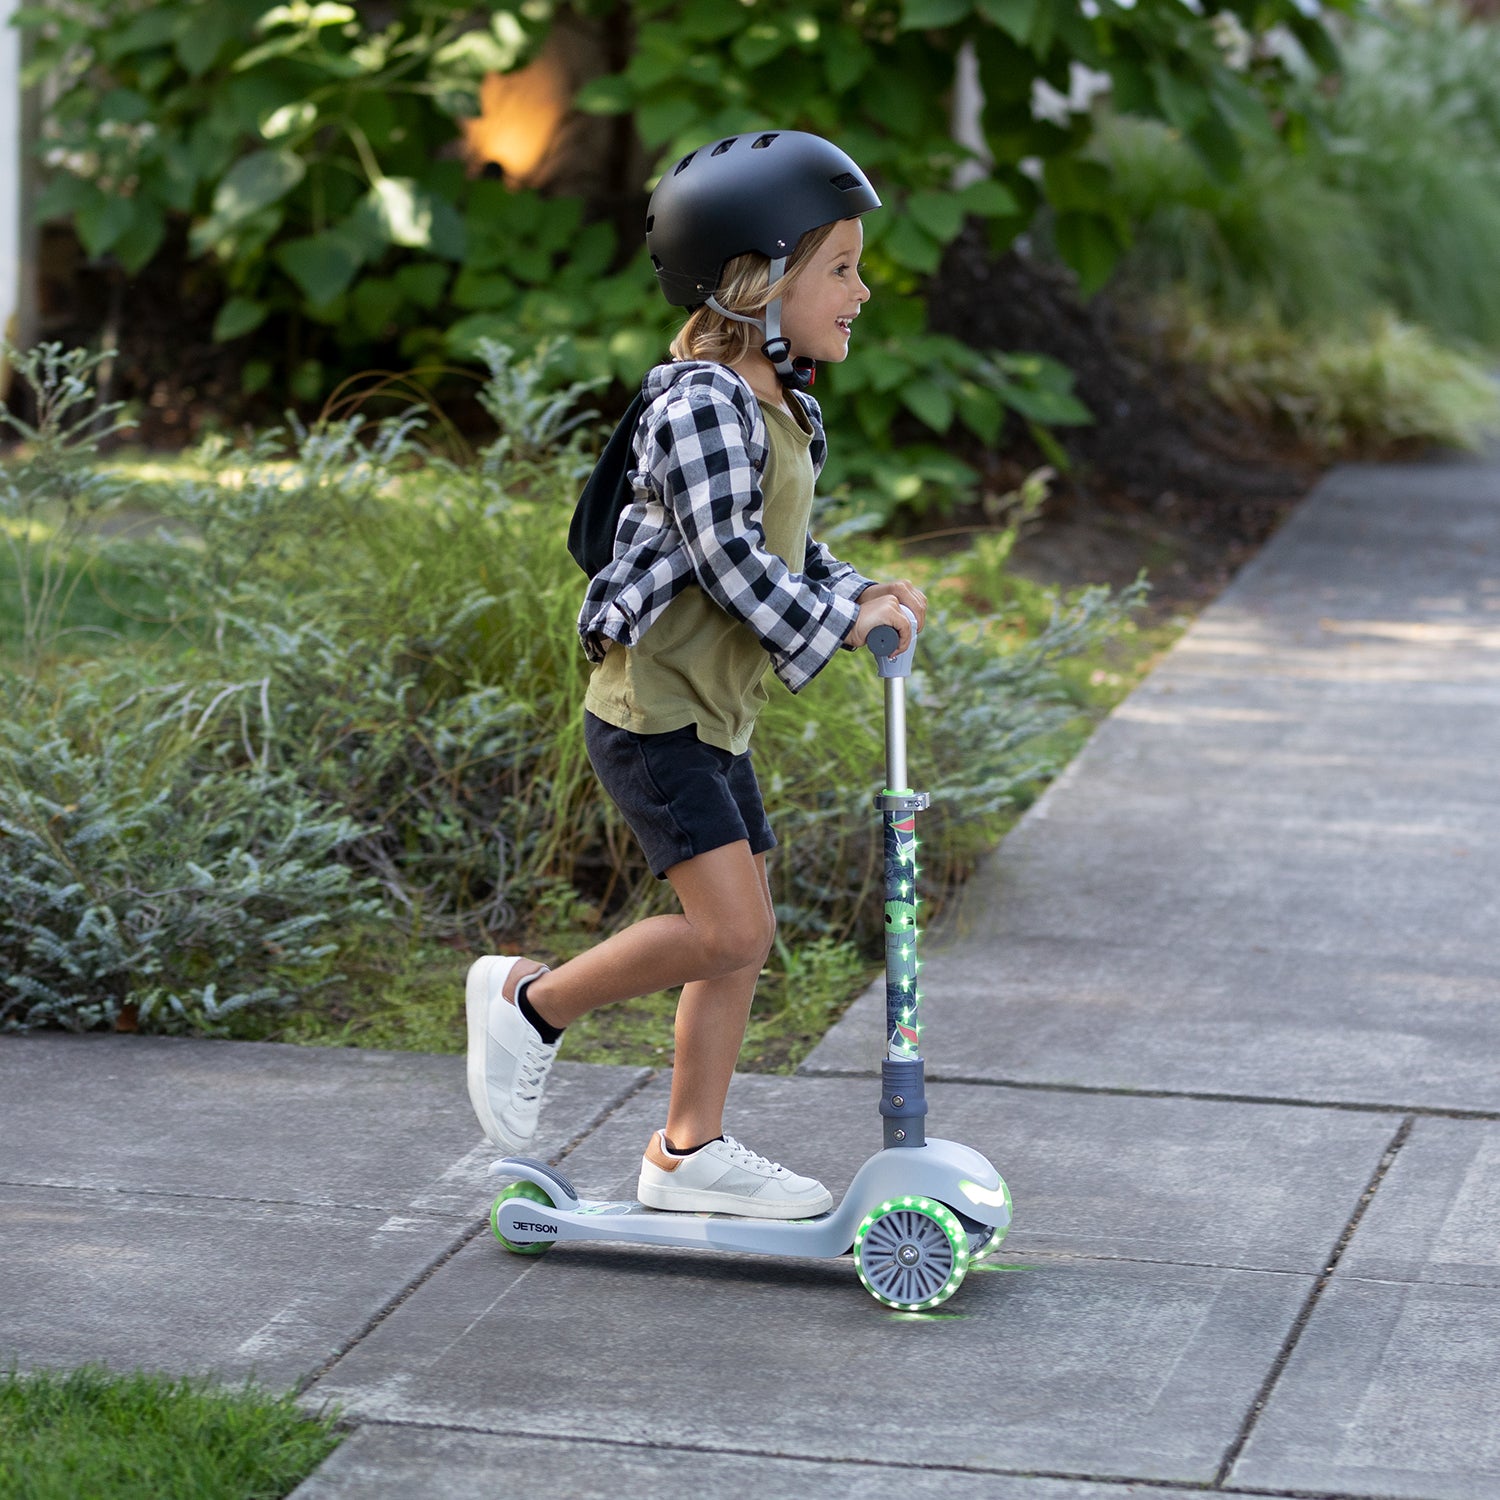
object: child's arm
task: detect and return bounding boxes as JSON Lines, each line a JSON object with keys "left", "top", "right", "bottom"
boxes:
{"left": 804, "top": 539, "right": 928, "bottom": 642}
{"left": 656, "top": 384, "right": 862, "bottom": 692}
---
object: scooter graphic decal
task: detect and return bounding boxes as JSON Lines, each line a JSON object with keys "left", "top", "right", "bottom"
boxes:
{"left": 885, "top": 811, "right": 921, "bottom": 1060}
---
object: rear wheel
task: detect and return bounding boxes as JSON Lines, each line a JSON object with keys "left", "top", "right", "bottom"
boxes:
{"left": 491, "top": 1180, "right": 556, "bottom": 1256}
{"left": 970, "top": 1224, "right": 1008, "bottom": 1260}
{"left": 854, "top": 1197, "right": 969, "bottom": 1311}
{"left": 958, "top": 1211, "right": 1009, "bottom": 1261}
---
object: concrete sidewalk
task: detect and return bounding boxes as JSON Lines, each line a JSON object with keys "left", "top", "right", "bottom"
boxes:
{"left": 3, "top": 457, "right": 1499, "bottom": 1499}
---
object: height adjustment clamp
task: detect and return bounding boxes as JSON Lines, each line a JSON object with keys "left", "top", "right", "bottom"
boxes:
{"left": 876, "top": 790, "right": 930, "bottom": 813}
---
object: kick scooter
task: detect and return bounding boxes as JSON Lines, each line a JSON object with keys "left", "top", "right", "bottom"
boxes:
{"left": 487, "top": 610, "right": 1011, "bottom": 1311}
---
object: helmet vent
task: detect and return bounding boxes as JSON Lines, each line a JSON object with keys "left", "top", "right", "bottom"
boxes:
{"left": 830, "top": 172, "right": 861, "bottom": 191}
{"left": 645, "top": 214, "right": 654, "bottom": 232}
{"left": 711, "top": 138, "right": 737, "bottom": 155}
{"left": 752, "top": 134, "right": 779, "bottom": 149}
{"left": 673, "top": 152, "right": 696, "bottom": 175}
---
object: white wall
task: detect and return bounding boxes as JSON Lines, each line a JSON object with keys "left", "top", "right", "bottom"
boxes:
{"left": 1, "top": 0, "right": 24, "bottom": 380}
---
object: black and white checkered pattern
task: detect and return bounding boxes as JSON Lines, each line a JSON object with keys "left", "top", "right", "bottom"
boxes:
{"left": 577, "top": 361, "right": 872, "bottom": 694}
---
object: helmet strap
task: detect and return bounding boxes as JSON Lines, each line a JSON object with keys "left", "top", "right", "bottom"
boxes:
{"left": 761, "top": 256, "right": 816, "bottom": 391}
{"left": 705, "top": 257, "right": 816, "bottom": 393}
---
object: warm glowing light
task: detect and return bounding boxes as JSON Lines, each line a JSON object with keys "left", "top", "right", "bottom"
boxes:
{"left": 464, "top": 52, "right": 569, "bottom": 183}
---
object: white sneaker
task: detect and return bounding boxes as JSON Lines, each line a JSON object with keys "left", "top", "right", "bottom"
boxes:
{"left": 465, "top": 956, "right": 558, "bottom": 1153}
{"left": 637, "top": 1131, "right": 834, "bottom": 1219}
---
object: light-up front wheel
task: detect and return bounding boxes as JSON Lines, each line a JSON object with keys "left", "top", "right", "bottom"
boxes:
{"left": 491, "top": 1180, "right": 557, "bottom": 1256}
{"left": 854, "top": 1197, "right": 969, "bottom": 1311}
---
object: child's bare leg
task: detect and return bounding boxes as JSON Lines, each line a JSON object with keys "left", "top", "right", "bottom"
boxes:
{"left": 521, "top": 841, "right": 773, "bottom": 1031}
{"left": 664, "top": 964, "right": 760, "bottom": 1147}
{"left": 664, "top": 852, "right": 774, "bottom": 1147}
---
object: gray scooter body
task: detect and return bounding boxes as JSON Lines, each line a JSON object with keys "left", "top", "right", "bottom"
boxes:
{"left": 486, "top": 609, "right": 1012, "bottom": 1307}
{"left": 490, "top": 1137, "right": 1010, "bottom": 1258}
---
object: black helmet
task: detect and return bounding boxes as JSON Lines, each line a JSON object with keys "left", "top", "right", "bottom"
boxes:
{"left": 646, "top": 131, "right": 881, "bottom": 308}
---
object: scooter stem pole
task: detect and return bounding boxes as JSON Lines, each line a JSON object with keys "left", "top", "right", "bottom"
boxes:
{"left": 884, "top": 677, "right": 908, "bottom": 794}
{"left": 867, "top": 609, "right": 929, "bottom": 1148}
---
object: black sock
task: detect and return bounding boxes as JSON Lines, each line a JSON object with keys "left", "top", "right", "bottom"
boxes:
{"left": 516, "top": 973, "right": 564, "bottom": 1045}
{"left": 664, "top": 1134, "right": 724, "bottom": 1156}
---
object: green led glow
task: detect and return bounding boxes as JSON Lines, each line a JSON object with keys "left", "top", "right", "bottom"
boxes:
{"left": 853, "top": 1199, "right": 970, "bottom": 1312}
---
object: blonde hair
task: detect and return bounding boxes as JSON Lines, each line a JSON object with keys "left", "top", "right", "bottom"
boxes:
{"left": 669, "top": 220, "right": 840, "bottom": 364}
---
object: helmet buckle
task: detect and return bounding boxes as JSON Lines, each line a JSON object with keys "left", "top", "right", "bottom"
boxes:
{"left": 761, "top": 337, "right": 816, "bottom": 392}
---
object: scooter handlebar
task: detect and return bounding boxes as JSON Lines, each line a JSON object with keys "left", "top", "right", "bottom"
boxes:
{"left": 866, "top": 605, "right": 919, "bottom": 679}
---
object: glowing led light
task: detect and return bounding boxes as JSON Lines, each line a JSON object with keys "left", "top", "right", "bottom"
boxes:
{"left": 960, "top": 1177, "right": 1011, "bottom": 1210}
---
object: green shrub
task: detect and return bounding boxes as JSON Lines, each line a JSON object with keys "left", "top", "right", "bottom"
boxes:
{"left": 16, "top": 0, "right": 1349, "bottom": 519}
{"left": 1097, "top": 4, "right": 1500, "bottom": 355}
{"left": 0, "top": 675, "right": 382, "bottom": 1033}
{"left": 1152, "top": 299, "right": 1500, "bottom": 455}
{"left": 2, "top": 342, "right": 1142, "bottom": 1035}
{"left": 0, "top": 345, "right": 136, "bottom": 665}
{"left": 1094, "top": 112, "right": 1384, "bottom": 332}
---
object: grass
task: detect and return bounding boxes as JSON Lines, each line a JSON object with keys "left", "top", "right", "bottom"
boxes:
{"left": 0, "top": 535, "right": 176, "bottom": 649}
{"left": 223, "top": 564, "right": 1179, "bottom": 1076}
{"left": 0, "top": 1365, "right": 341, "bottom": 1500}
{"left": 231, "top": 925, "right": 882, "bottom": 1075}
{"left": 2, "top": 341, "right": 1179, "bottom": 1045}
{"left": 1153, "top": 300, "right": 1500, "bottom": 456}
{"left": 0, "top": 444, "right": 1175, "bottom": 1069}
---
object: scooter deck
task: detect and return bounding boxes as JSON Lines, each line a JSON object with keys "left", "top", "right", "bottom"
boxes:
{"left": 489, "top": 1138, "right": 1010, "bottom": 1261}
{"left": 496, "top": 1192, "right": 854, "bottom": 1258}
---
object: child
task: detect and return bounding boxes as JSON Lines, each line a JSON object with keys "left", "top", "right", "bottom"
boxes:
{"left": 466, "top": 130, "right": 926, "bottom": 1219}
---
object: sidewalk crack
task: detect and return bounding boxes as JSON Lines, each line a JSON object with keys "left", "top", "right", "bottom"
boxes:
{"left": 1212, "top": 1113, "right": 1416, "bottom": 1488}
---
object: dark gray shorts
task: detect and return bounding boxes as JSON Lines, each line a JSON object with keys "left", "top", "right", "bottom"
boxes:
{"left": 583, "top": 711, "right": 777, "bottom": 879}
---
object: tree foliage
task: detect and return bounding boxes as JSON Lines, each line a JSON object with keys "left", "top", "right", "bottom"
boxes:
{"left": 16, "top": 0, "right": 1351, "bottom": 478}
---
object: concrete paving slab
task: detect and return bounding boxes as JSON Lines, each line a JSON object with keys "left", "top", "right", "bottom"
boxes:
{"left": 808, "top": 933, "right": 1500, "bottom": 1113}
{"left": 1336, "top": 1119, "right": 1500, "bottom": 1289}
{"left": 0, "top": 1036, "right": 649, "bottom": 1386}
{"left": 0, "top": 1035, "right": 648, "bottom": 1214}
{"left": 1170, "top": 465, "right": 1500, "bottom": 639}
{"left": 953, "top": 814, "right": 1499, "bottom": 968}
{"left": 1233, "top": 1278, "right": 1500, "bottom": 1500}
{"left": 306, "top": 1230, "right": 1308, "bottom": 1486}
{"left": 538, "top": 1071, "right": 1399, "bottom": 1273}
{"left": 0, "top": 1180, "right": 500, "bottom": 1388}
{"left": 291, "top": 1426, "right": 1182, "bottom": 1500}
{"left": 1024, "top": 677, "right": 1500, "bottom": 821}
{"left": 810, "top": 465, "right": 1500, "bottom": 1114}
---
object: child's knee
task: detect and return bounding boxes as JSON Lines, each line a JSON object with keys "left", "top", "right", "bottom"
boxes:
{"left": 699, "top": 908, "right": 775, "bottom": 975}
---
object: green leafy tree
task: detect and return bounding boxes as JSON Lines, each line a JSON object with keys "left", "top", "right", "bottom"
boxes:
{"left": 16, "top": 0, "right": 1352, "bottom": 490}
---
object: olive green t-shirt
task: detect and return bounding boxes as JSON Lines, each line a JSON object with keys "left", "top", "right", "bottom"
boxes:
{"left": 584, "top": 396, "right": 815, "bottom": 754}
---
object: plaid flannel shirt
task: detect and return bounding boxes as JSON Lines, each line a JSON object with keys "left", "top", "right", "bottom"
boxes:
{"left": 577, "top": 361, "right": 873, "bottom": 695}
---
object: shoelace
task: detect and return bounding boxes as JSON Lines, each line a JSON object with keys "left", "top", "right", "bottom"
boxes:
{"left": 719, "top": 1134, "right": 789, "bottom": 1178}
{"left": 515, "top": 1037, "right": 558, "bottom": 1104}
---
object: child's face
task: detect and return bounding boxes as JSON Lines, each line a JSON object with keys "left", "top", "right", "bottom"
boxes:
{"left": 778, "top": 218, "right": 870, "bottom": 366}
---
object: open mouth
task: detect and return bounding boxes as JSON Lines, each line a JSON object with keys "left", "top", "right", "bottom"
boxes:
{"left": 836, "top": 317, "right": 854, "bottom": 334}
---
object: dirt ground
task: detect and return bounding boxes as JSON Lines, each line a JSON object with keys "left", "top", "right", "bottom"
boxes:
{"left": 927, "top": 231, "right": 1323, "bottom": 617}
